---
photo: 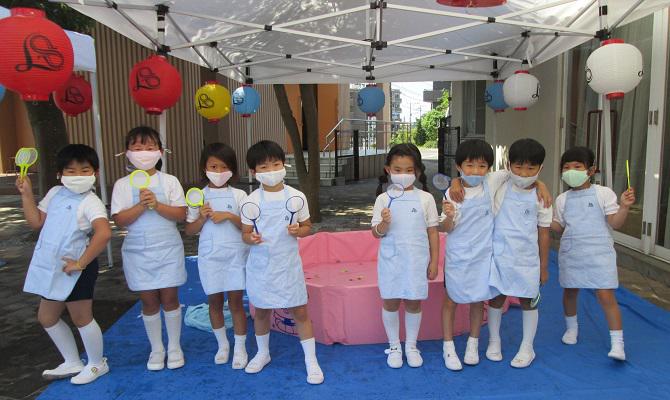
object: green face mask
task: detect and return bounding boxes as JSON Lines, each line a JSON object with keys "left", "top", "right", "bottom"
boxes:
{"left": 562, "top": 169, "right": 590, "bottom": 188}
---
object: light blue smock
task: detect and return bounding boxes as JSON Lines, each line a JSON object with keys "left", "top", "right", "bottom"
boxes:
{"left": 24, "top": 187, "right": 87, "bottom": 301}
{"left": 245, "top": 188, "right": 307, "bottom": 309}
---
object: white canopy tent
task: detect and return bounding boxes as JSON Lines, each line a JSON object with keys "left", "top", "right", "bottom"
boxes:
{"left": 1, "top": 6, "right": 113, "bottom": 267}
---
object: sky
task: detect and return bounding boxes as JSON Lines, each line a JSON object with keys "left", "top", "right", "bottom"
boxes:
{"left": 391, "top": 81, "right": 433, "bottom": 122}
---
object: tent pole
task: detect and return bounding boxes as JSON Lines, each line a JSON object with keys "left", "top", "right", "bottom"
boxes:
{"left": 247, "top": 117, "right": 253, "bottom": 194}
{"left": 597, "top": 0, "right": 613, "bottom": 187}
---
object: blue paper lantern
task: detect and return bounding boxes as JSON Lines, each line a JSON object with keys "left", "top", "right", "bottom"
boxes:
{"left": 357, "top": 85, "right": 385, "bottom": 116}
{"left": 232, "top": 85, "right": 261, "bottom": 117}
{"left": 484, "top": 80, "right": 508, "bottom": 113}
{"left": 0, "top": 85, "right": 5, "bottom": 103}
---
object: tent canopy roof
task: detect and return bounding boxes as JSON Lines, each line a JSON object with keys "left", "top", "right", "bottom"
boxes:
{"left": 52, "top": 0, "right": 669, "bottom": 83}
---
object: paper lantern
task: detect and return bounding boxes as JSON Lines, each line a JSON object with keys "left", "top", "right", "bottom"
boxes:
{"left": 503, "top": 70, "right": 539, "bottom": 111}
{"left": 129, "top": 55, "right": 182, "bottom": 115}
{"left": 54, "top": 74, "right": 92, "bottom": 117}
{"left": 586, "top": 39, "right": 643, "bottom": 100}
{"left": 437, "top": 0, "right": 506, "bottom": 6}
{"left": 484, "top": 80, "right": 508, "bottom": 113}
{"left": 232, "top": 85, "right": 261, "bottom": 117}
{"left": 0, "top": 85, "right": 5, "bottom": 103}
{"left": 0, "top": 8, "right": 74, "bottom": 101}
{"left": 357, "top": 85, "right": 385, "bottom": 116}
{"left": 195, "top": 81, "right": 231, "bottom": 123}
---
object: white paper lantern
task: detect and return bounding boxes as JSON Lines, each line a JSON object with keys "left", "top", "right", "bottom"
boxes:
{"left": 503, "top": 70, "right": 539, "bottom": 111}
{"left": 585, "top": 39, "right": 643, "bottom": 100}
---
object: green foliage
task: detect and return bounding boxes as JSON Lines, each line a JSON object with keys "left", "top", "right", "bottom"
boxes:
{"left": 413, "top": 90, "right": 449, "bottom": 149}
{"left": 0, "top": 0, "right": 94, "bottom": 33}
{"left": 414, "top": 118, "right": 427, "bottom": 146}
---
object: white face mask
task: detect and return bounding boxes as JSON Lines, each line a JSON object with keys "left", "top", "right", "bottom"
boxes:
{"left": 61, "top": 175, "right": 96, "bottom": 194}
{"left": 389, "top": 173, "right": 416, "bottom": 189}
{"left": 255, "top": 168, "right": 286, "bottom": 187}
{"left": 206, "top": 170, "right": 233, "bottom": 187}
{"left": 126, "top": 150, "right": 162, "bottom": 171}
{"left": 510, "top": 170, "right": 540, "bottom": 189}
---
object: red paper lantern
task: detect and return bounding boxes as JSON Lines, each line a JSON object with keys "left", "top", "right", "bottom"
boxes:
{"left": 54, "top": 74, "right": 92, "bottom": 117}
{"left": 437, "top": 0, "right": 506, "bottom": 6}
{"left": 0, "top": 8, "right": 74, "bottom": 101}
{"left": 129, "top": 55, "right": 182, "bottom": 115}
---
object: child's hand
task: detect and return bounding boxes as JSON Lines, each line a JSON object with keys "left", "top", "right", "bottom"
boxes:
{"left": 288, "top": 223, "right": 300, "bottom": 237}
{"left": 381, "top": 208, "right": 392, "bottom": 224}
{"left": 449, "top": 179, "right": 465, "bottom": 203}
{"left": 210, "top": 211, "right": 230, "bottom": 224}
{"left": 535, "top": 181, "right": 553, "bottom": 207}
{"left": 199, "top": 203, "right": 213, "bottom": 219}
{"left": 540, "top": 268, "right": 549, "bottom": 286}
{"left": 442, "top": 200, "right": 456, "bottom": 219}
{"left": 427, "top": 261, "right": 438, "bottom": 280}
{"left": 139, "top": 189, "right": 157, "bottom": 209}
{"left": 62, "top": 257, "right": 83, "bottom": 275}
{"left": 249, "top": 232, "right": 262, "bottom": 244}
{"left": 620, "top": 188, "right": 635, "bottom": 208}
{"left": 15, "top": 176, "right": 32, "bottom": 196}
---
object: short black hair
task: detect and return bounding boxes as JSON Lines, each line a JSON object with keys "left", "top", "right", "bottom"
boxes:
{"left": 125, "top": 125, "right": 163, "bottom": 170}
{"left": 455, "top": 139, "right": 494, "bottom": 167}
{"left": 560, "top": 146, "right": 595, "bottom": 169}
{"left": 56, "top": 144, "right": 100, "bottom": 173}
{"left": 246, "top": 140, "right": 285, "bottom": 169}
{"left": 200, "top": 142, "right": 238, "bottom": 183}
{"left": 508, "top": 138, "right": 546, "bottom": 166}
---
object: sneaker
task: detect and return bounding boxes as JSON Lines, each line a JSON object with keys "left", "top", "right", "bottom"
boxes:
{"left": 486, "top": 340, "right": 503, "bottom": 362}
{"left": 443, "top": 351, "right": 463, "bottom": 371}
{"left": 464, "top": 340, "right": 480, "bottom": 366}
{"left": 305, "top": 360, "right": 324, "bottom": 385}
{"left": 42, "top": 361, "right": 84, "bottom": 380}
{"left": 147, "top": 350, "right": 165, "bottom": 371}
{"left": 244, "top": 353, "right": 271, "bottom": 374}
{"left": 405, "top": 344, "right": 423, "bottom": 368}
{"left": 232, "top": 348, "right": 248, "bottom": 370}
{"left": 384, "top": 345, "right": 403, "bottom": 368}
{"left": 167, "top": 348, "right": 185, "bottom": 370}
{"left": 70, "top": 358, "right": 109, "bottom": 385}
{"left": 510, "top": 348, "right": 535, "bottom": 368}
{"left": 608, "top": 342, "right": 626, "bottom": 361}
{"left": 562, "top": 329, "right": 578, "bottom": 345}
{"left": 215, "top": 346, "right": 230, "bottom": 365}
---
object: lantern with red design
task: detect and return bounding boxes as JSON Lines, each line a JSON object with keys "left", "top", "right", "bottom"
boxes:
{"left": 0, "top": 8, "right": 74, "bottom": 101}
{"left": 54, "top": 74, "right": 92, "bottom": 117}
{"left": 129, "top": 55, "right": 182, "bottom": 115}
{"left": 436, "top": 0, "right": 506, "bottom": 7}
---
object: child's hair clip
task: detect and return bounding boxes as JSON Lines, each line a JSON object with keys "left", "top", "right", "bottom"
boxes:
{"left": 114, "top": 151, "right": 126, "bottom": 157}
{"left": 284, "top": 164, "right": 292, "bottom": 168}
{"left": 163, "top": 148, "right": 173, "bottom": 154}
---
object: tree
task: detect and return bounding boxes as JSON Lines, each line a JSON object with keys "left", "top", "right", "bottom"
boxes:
{"left": 414, "top": 118, "right": 427, "bottom": 146}
{"left": 1, "top": 0, "right": 94, "bottom": 194}
{"left": 273, "top": 84, "right": 322, "bottom": 222}
{"left": 418, "top": 91, "right": 449, "bottom": 148}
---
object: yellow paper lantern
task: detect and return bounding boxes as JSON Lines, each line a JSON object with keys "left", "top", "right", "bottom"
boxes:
{"left": 195, "top": 81, "right": 231, "bottom": 122}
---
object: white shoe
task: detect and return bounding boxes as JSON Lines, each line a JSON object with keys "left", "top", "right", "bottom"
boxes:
{"left": 608, "top": 342, "right": 626, "bottom": 361}
{"left": 385, "top": 345, "right": 403, "bottom": 368}
{"left": 562, "top": 329, "right": 578, "bottom": 345}
{"left": 244, "top": 353, "right": 271, "bottom": 374}
{"left": 443, "top": 351, "right": 463, "bottom": 371}
{"left": 70, "top": 358, "right": 109, "bottom": 385}
{"left": 306, "top": 360, "right": 324, "bottom": 385}
{"left": 42, "top": 361, "right": 84, "bottom": 380}
{"left": 147, "top": 350, "right": 165, "bottom": 371}
{"left": 464, "top": 340, "right": 479, "bottom": 366}
{"left": 215, "top": 346, "right": 230, "bottom": 365}
{"left": 486, "top": 340, "right": 503, "bottom": 362}
{"left": 510, "top": 348, "right": 535, "bottom": 368}
{"left": 167, "top": 348, "right": 185, "bottom": 370}
{"left": 405, "top": 344, "right": 423, "bottom": 368}
{"left": 232, "top": 348, "right": 248, "bottom": 370}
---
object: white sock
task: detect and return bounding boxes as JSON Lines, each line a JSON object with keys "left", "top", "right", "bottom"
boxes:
{"left": 77, "top": 319, "right": 104, "bottom": 365}
{"left": 234, "top": 334, "right": 247, "bottom": 351}
{"left": 255, "top": 333, "right": 270, "bottom": 355}
{"left": 443, "top": 340, "right": 456, "bottom": 355}
{"left": 213, "top": 327, "right": 229, "bottom": 351}
{"left": 565, "top": 315, "right": 578, "bottom": 331}
{"left": 487, "top": 306, "right": 503, "bottom": 342}
{"left": 142, "top": 312, "right": 164, "bottom": 353}
{"left": 163, "top": 308, "right": 183, "bottom": 352}
{"left": 381, "top": 309, "right": 400, "bottom": 347}
{"left": 300, "top": 337, "right": 318, "bottom": 363}
{"left": 521, "top": 309, "right": 538, "bottom": 350}
{"left": 45, "top": 319, "right": 80, "bottom": 364}
{"left": 610, "top": 330, "right": 624, "bottom": 344}
{"left": 404, "top": 311, "right": 422, "bottom": 347}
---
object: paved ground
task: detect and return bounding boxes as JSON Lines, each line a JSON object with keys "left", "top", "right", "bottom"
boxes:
{"left": 0, "top": 155, "right": 668, "bottom": 399}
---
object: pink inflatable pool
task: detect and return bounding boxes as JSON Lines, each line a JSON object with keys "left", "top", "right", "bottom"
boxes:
{"left": 253, "top": 230, "right": 511, "bottom": 345}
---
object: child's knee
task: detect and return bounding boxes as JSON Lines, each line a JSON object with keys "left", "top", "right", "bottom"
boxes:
{"left": 564, "top": 288, "right": 579, "bottom": 298}
{"left": 291, "top": 306, "right": 309, "bottom": 322}
{"left": 255, "top": 308, "right": 271, "bottom": 320}
{"left": 596, "top": 290, "right": 618, "bottom": 307}
{"left": 404, "top": 300, "right": 421, "bottom": 313}
{"left": 489, "top": 295, "right": 506, "bottom": 309}
{"left": 37, "top": 309, "right": 60, "bottom": 328}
